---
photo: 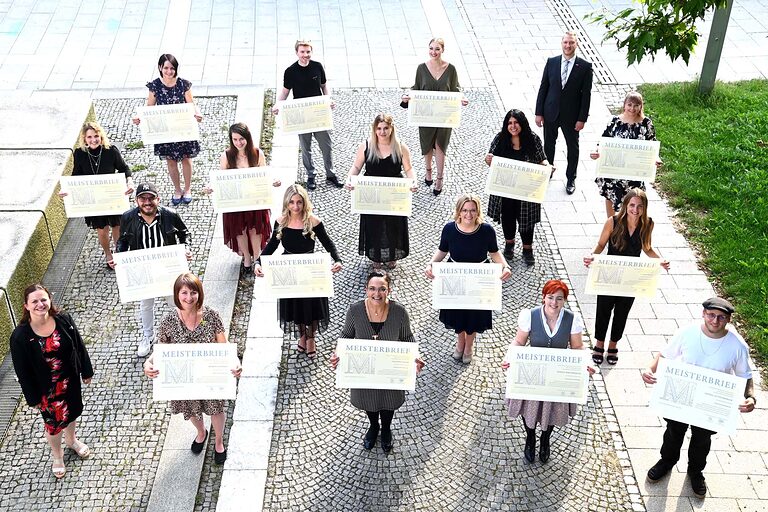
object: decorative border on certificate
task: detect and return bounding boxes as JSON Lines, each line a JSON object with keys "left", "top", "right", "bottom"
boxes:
{"left": 136, "top": 103, "right": 200, "bottom": 145}
{"left": 431, "top": 262, "right": 502, "bottom": 311}
{"left": 407, "top": 91, "right": 462, "bottom": 128}
{"left": 60, "top": 173, "right": 129, "bottom": 217}
{"left": 260, "top": 253, "right": 334, "bottom": 298}
{"left": 334, "top": 338, "right": 418, "bottom": 391}
{"left": 210, "top": 166, "right": 274, "bottom": 213}
{"left": 504, "top": 346, "right": 589, "bottom": 404}
{"left": 649, "top": 359, "right": 745, "bottom": 434}
{"left": 350, "top": 175, "right": 413, "bottom": 217}
{"left": 279, "top": 96, "right": 334, "bottom": 135}
{"left": 595, "top": 137, "right": 660, "bottom": 181}
{"left": 152, "top": 343, "right": 238, "bottom": 401}
{"left": 585, "top": 254, "right": 661, "bottom": 298}
{"left": 485, "top": 156, "right": 550, "bottom": 204}
{"left": 113, "top": 245, "right": 189, "bottom": 303}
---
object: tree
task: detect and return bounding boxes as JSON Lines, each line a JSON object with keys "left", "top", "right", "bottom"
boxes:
{"left": 586, "top": 0, "right": 732, "bottom": 94}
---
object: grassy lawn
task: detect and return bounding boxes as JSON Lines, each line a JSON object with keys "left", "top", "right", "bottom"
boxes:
{"left": 640, "top": 80, "right": 768, "bottom": 363}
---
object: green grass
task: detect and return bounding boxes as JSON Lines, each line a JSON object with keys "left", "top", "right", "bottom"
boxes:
{"left": 125, "top": 141, "right": 144, "bottom": 150}
{"left": 640, "top": 80, "right": 768, "bottom": 362}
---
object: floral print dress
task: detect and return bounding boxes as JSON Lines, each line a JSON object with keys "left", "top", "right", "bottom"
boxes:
{"left": 37, "top": 329, "right": 83, "bottom": 435}
{"left": 146, "top": 77, "right": 201, "bottom": 161}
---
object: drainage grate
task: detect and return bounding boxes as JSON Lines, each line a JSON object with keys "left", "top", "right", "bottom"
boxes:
{"left": 547, "top": 0, "right": 617, "bottom": 85}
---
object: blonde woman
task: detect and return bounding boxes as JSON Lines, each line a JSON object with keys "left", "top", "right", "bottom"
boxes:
{"left": 254, "top": 185, "right": 342, "bottom": 357}
{"left": 345, "top": 114, "right": 417, "bottom": 269}
{"left": 425, "top": 194, "right": 511, "bottom": 363}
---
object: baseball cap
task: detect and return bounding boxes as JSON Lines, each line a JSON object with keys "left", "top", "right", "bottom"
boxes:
{"left": 136, "top": 182, "right": 159, "bottom": 197}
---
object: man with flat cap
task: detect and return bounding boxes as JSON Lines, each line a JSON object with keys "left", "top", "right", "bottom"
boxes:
{"left": 641, "top": 297, "right": 756, "bottom": 499}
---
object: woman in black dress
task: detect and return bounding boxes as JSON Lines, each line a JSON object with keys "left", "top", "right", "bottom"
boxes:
{"left": 330, "top": 271, "right": 424, "bottom": 453}
{"left": 344, "top": 114, "right": 417, "bottom": 269}
{"left": 583, "top": 189, "right": 669, "bottom": 365}
{"left": 425, "top": 194, "right": 511, "bottom": 363}
{"left": 484, "top": 109, "right": 553, "bottom": 266}
{"left": 59, "top": 121, "right": 134, "bottom": 268}
{"left": 10, "top": 284, "right": 94, "bottom": 478}
{"left": 254, "top": 184, "right": 342, "bottom": 357}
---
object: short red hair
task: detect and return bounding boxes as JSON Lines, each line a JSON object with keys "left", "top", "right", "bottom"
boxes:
{"left": 542, "top": 279, "right": 569, "bottom": 301}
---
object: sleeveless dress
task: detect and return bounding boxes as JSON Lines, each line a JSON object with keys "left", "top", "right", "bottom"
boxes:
{"left": 506, "top": 307, "right": 580, "bottom": 427}
{"left": 221, "top": 148, "right": 271, "bottom": 255}
{"left": 146, "top": 78, "right": 201, "bottom": 161}
{"left": 261, "top": 222, "right": 341, "bottom": 336}
{"left": 437, "top": 222, "right": 498, "bottom": 334}
{"left": 358, "top": 142, "right": 409, "bottom": 262}
{"left": 408, "top": 63, "right": 461, "bottom": 155}
{"left": 72, "top": 145, "right": 131, "bottom": 229}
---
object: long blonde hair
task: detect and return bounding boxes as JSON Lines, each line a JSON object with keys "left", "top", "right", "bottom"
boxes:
{"left": 611, "top": 188, "right": 653, "bottom": 252}
{"left": 276, "top": 184, "right": 314, "bottom": 240}
{"left": 78, "top": 121, "right": 111, "bottom": 150}
{"left": 366, "top": 113, "right": 402, "bottom": 165}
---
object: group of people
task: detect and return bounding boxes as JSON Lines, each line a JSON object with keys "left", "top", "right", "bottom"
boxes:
{"left": 8, "top": 36, "right": 757, "bottom": 500}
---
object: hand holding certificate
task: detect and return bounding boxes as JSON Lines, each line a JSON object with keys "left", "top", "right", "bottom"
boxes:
{"left": 350, "top": 176, "right": 413, "bottom": 216}
{"left": 136, "top": 103, "right": 200, "bottom": 145}
{"left": 150, "top": 343, "right": 238, "bottom": 401}
{"left": 431, "top": 262, "right": 502, "bottom": 310}
{"left": 334, "top": 339, "right": 419, "bottom": 391}
{"left": 485, "top": 156, "right": 550, "bottom": 204}
{"left": 60, "top": 174, "right": 130, "bottom": 217}
{"left": 260, "top": 253, "right": 334, "bottom": 298}
{"left": 585, "top": 254, "right": 661, "bottom": 298}
{"left": 648, "top": 359, "right": 745, "bottom": 434}
{"left": 278, "top": 96, "right": 334, "bottom": 134}
{"left": 114, "top": 245, "right": 190, "bottom": 303}
{"left": 407, "top": 91, "right": 463, "bottom": 128}
{"left": 595, "top": 137, "right": 660, "bottom": 182}
{"left": 504, "top": 346, "right": 590, "bottom": 404}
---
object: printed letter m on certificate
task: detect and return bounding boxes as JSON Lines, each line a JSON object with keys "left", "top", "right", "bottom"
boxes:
{"left": 271, "top": 268, "right": 297, "bottom": 286}
{"left": 597, "top": 267, "right": 622, "bottom": 285}
{"left": 661, "top": 378, "right": 696, "bottom": 407}
{"left": 162, "top": 360, "right": 193, "bottom": 384}
{"left": 441, "top": 276, "right": 465, "bottom": 296}
{"left": 516, "top": 364, "right": 546, "bottom": 386}
{"left": 346, "top": 354, "right": 374, "bottom": 374}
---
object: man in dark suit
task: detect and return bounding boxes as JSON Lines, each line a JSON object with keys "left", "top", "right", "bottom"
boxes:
{"left": 535, "top": 32, "right": 593, "bottom": 194}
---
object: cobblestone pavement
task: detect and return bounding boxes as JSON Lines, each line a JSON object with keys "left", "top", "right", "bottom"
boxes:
{"left": 0, "top": 96, "right": 233, "bottom": 511}
{"left": 260, "top": 89, "right": 633, "bottom": 512}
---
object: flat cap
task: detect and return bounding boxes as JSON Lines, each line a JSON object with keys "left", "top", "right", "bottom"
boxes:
{"left": 702, "top": 297, "right": 734, "bottom": 315}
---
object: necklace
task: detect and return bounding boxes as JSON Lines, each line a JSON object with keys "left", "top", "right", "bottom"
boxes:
{"left": 698, "top": 330, "right": 725, "bottom": 357}
{"left": 86, "top": 146, "right": 103, "bottom": 174}
{"left": 365, "top": 298, "right": 388, "bottom": 340}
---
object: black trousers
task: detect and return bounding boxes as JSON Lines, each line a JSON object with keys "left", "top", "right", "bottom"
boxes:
{"left": 543, "top": 120, "right": 579, "bottom": 180}
{"left": 594, "top": 295, "right": 635, "bottom": 342}
{"left": 500, "top": 197, "right": 534, "bottom": 244}
{"left": 660, "top": 418, "right": 715, "bottom": 474}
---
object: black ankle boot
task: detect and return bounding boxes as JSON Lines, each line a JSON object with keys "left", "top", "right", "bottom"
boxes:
{"left": 364, "top": 424, "right": 379, "bottom": 450}
{"left": 503, "top": 242, "right": 515, "bottom": 260}
{"left": 522, "top": 248, "right": 535, "bottom": 266}
{"left": 381, "top": 428, "right": 393, "bottom": 453}
{"left": 524, "top": 427, "right": 536, "bottom": 463}
{"left": 540, "top": 427, "right": 553, "bottom": 463}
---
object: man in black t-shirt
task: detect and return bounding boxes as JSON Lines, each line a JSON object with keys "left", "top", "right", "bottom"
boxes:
{"left": 274, "top": 40, "right": 342, "bottom": 190}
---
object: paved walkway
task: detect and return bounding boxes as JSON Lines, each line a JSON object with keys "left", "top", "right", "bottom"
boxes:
{"left": 1, "top": 1, "right": 767, "bottom": 511}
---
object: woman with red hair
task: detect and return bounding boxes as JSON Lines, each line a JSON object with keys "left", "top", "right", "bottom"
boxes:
{"left": 502, "top": 280, "right": 592, "bottom": 464}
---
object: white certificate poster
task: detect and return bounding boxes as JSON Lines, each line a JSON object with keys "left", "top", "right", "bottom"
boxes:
{"left": 60, "top": 173, "right": 129, "bottom": 217}
{"left": 210, "top": 167, "right": 273, "bottom": 213}
{"left": 504, "top": 346, "right": 589, "bottom": 404}
{"left": 649, "top": 359, "right": 745, "bottom": 434}
{"left": 350, "top": 176, "right": 413, "bottom": 216}
{"left": 335, "top": 338, "right": 418, "bottom": 391}
{"left": 485, "top": 156, "right": 550, "bottom": 204}
{"left": 585, "top": 255, "right": 661, "bottom": 298}
{"left": 136, "top": 103, "right": 200, "bottom": 145}
{"left": 113, "top": 245, "right": 189, "bottom": 303}
{"left": 431, "top": 262, "right": 502, "bottom": 310}
{"left": 407, "top": 91, "right": 462, "bottom": 128}
{"left": 261, "top": 253, "right": 334, "bottom": 298}
{"left": 152, "top": 343, "right": 238, "bottom": 401}
{"left": 279, "top": 96, "right": 333, "bottom": 134}
{"left": 595, "top": 137, "right": 660, "bottom": 181}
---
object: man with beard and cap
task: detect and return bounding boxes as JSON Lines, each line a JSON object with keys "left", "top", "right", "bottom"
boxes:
{"left": 115, "top": 182, "right": 191, "bottom": 357}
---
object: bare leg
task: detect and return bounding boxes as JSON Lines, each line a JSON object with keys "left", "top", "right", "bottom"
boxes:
{"left": 166, "top": 159, "right": 182, "bottom": 197}
{"left": 423, "top": 151, "right": 434, "bottom": 182}
{"left": 604, "top": 199, "right": 615, "bottom": 218}
{"left": 45, "top": 430, "right": 65, "bottom": 476}
{"left": 181, "top": 158, "right": 193, "bottom": 196}
{"left": 248, "top": 229, "right": 262, "bottom": 261}
{"left": 211, "top": 412, "right": 226, "bottom": 453}
{"left": 305, "top": 322, "right": 318, "bottom": 357}
{"left": 189, "top": 415, "right": 207, "bottom": 443}
{"left": 463, "top": 332, "right": 477, "bottom": 357}
{"left": 455, "top": 332, "right": 466, "bottom": 355}
{"left": 110, "top": 225, "right": 120, "bottom": 250}
{"left": 434, "top": 146, "right": 446, "bottom": 192}
{"left": 236, "top": 232, "right": 251, "bottom": 267}
{"left": 96, "top": 226, "right": 112, "bottom": 261}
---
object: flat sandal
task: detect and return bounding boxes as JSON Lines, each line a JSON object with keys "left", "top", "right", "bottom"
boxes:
{"left": 592, "top": 346, "right": 605, "bottom": 365}
{"left": 606, "top": 348, "right": 619, "bottom": 365}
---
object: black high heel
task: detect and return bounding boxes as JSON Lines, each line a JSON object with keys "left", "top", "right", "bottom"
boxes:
{"left": 433, "top": 176, "right": 443, "bottom": 196}
{"left": 424, "top": 168, "right": 433, "bottom": 186}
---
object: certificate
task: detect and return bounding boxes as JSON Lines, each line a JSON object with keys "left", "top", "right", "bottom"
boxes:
{"left": 113, "top": 245, "right": 189, "bottom": 303}
{"left": 334, "top": 338, "right": 418, "bottom": 391}
{"left": 504, "top": 346, "right": 589, "bottom": 404}
{"left": 649, "top": 359, "right": 745, "bottom": 434}
{"left": 407, "top": 91, "right": 462, "bottom": 128}
{"left": 260, "top": 253, "right": 334, "bottom": 298}
{"left": 585, "top": 255, "right": 661, "bottom": 298}
{"left": 279, "top": 96, "right": 333, "bottom": 134}
{"left": 136, "top": 103, "right": 200, "bottom": 145}
{"left": 152, "top": 343, "right": 238, "bottom": 401}
{"left": 60, "top": 173, "right": 129, "bottom": 217}
{"left": 210, "top": 167, "right": 273, "bottom": 213}
{"left": 485, "top": 156, "right": 550, "bottom": 204}
{"left": 595, "top": 137, "right": 660, "bottom": 181}
{"left": 431, "top": 262, "right": 502, "bottom": 310}
{"left": 350, "top": 176, "right": 413, "bottom": 216}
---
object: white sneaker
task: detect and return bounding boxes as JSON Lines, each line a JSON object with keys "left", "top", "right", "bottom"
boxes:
{"left": 137, "top": 338, "right": 151, "bottom": 357}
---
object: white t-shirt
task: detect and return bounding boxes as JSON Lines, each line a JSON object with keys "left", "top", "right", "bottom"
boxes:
{"left": 517, "top": 307, "right": 584, "bottom": 336}
{"left": 662, "top": 323, "right": 752, "bottom": 379}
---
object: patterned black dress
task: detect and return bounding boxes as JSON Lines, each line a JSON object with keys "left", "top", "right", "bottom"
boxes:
{"left": 146, "top": 77, "right": 201, "bottom": 161}
{"left": 36, "top": 328, "right": 84, "bottom": 435}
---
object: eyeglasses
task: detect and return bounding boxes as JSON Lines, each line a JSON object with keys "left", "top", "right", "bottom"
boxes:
{"left": 704, "top": 312, "right": 729, "bottom": 322}
{"left": 460, "top": 209, "right": 477, "bottom": 214}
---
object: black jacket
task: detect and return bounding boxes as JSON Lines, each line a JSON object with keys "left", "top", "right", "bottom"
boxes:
{"left": 116, "top": 206, "right": 189, "bottom": 252}
{"left": 535, "top": 55, "right": 593, "bottom": 125}
{"left": 9, "top": 312, "right": 94, "bottom": 407}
